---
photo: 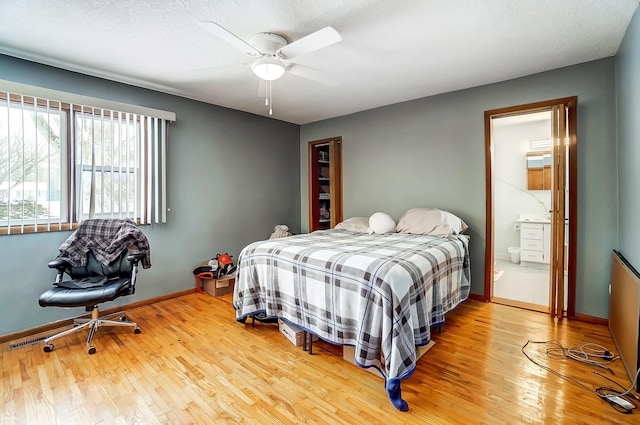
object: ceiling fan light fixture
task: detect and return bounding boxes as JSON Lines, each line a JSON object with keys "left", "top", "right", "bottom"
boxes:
{"left": 251, "top": 56, "right": 286, "bottom": 81}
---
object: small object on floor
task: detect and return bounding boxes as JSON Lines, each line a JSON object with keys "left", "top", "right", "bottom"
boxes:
{"left": 192, "top": 264, "right": 215, "bottom": 294}
{"left": 494, "top": 268, "right": 504, "bottom": 282}
{"left": 194, "top": 271, "right": 213, "bottom": 293}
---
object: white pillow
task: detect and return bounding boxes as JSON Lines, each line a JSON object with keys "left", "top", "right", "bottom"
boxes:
{"left": 440, "top": 210, "right": 468, "bottom": 234}
{"left": 368, "top": 212, "right": 396, "bottom": 234}
{"left": 396, "top": 208, "right": 468, "bottom": 237}
{"left": 335, "top": 217, "right": 370, "bottom": 233}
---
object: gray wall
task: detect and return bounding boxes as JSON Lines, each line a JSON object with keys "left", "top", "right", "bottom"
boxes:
{"left": 617, "top": 9, "right": 640, "bottom": 272}
{"left": 0, "top": 55, "right": 301, "bottom": 335}
{"left": 300, "top": 59, "right": 617, "bottom": 319}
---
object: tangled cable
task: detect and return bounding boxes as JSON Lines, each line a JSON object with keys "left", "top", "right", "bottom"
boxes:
{"left": 522, "top": 339, "right": 640, "bottom": 414}
{"left": 545, "top": 341, "right": 619, "bottom": 372}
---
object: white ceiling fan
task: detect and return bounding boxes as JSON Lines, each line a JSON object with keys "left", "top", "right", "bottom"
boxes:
{"left": 198, "top": 21, "right": 342, "bottom": 115}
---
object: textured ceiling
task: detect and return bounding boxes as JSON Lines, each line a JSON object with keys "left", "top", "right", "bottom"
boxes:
{"left": 0, "top": 0, "right": 638, "bottom": 124}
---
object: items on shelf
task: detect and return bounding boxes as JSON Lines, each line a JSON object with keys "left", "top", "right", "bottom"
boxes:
{"left": 319, "top": 204, "right": 330, "bottom": 221}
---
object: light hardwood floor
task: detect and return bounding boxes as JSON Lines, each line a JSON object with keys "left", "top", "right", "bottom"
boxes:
{"left": 1, "top": 293, "right": 637, "bottom": 424}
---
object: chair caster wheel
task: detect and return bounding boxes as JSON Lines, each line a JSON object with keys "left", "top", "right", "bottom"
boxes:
{"left": 119, "top": 315, "right": 127, "bottom": 322}
{"left": 88, "top": 346, "right": 96, "bottom": 355}
{"left": 134, "top": 327, "right": 142, "bottom": 334}
{"left": 43, "top": 344, "right": 54, "bottom": 353}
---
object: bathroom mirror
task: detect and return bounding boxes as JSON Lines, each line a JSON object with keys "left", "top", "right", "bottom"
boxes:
{"left": 526, "top": 151, "right": 551, "bottom": 190}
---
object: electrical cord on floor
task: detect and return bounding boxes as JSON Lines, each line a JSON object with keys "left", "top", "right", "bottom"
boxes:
{"left": 545, "top": 341, "right": 619, "bottom": 372}
{"left": 593, "top": 370, "right": 640, "bottom": 401}
{"left": 594, "top": 368, "right": 640, "bottom": 413}
{"left": 522, "top": 340, "right": 640, "bottom": 414}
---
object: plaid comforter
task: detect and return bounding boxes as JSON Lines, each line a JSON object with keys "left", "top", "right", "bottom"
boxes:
{"left": 233, "top": 230, "right": 470, "bottom": 411}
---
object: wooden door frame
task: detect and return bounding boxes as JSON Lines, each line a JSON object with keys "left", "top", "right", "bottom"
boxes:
{"left": 307, "top": 136, "right": 343, "bottom": 231}
{"left": 483, "top": 97, "right": 577, "bottom": 317}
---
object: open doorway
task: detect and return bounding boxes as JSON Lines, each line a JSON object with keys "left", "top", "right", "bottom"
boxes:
{"left": 484, "top": 98, "right": 577, "bottom": 319}
{"left": 491, "top": 111, "right": 552, "bottom": 312}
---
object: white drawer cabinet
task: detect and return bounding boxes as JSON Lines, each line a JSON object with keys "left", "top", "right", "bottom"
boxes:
{"left": 521, "top": 238, "right": 544, "bottom": 251}
{"left": 520, "top": 222, "right": 550, "bottom": 264}
{"left": 521, "top": 249, "right": 544, "bottom": 263}
{"left": 521, "top": 227, "right": 543, "bottom": 240}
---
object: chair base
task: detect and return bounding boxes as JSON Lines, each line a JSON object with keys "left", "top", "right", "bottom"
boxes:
{"left": 43, "top": 306, "right": 141, "bottom": 354}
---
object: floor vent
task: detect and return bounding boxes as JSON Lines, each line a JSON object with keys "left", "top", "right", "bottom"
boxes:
{"left": 9, "top": 335, "right": 51, "bottom": 351}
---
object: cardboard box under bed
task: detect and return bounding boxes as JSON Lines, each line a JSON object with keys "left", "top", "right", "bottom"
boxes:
{"left": 279, "top": 319, "right": 435, "bottom": 378}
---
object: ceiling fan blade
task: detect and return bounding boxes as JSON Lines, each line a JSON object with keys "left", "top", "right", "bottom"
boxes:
{"left": 287, "top": 64, "right": 336, "bottom": 86}
{"left": 277, "top": 26, "right": 341, "bottom": 59}
{"left": 198, "top": 21, "right": 262, "bottom": 56}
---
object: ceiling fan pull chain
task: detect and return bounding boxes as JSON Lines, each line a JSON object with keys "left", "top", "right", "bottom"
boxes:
{"left": 269, "top": 81, "right": 273, "bottom": 115}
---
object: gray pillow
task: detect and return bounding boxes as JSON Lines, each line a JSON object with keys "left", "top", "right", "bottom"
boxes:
{"left": 335, "top": 217, "right": 370, "bottom": 233}
{"left": 396, "top": 208, "right": 468, "bottom": 237}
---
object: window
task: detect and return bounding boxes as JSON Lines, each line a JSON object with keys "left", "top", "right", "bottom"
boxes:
{"left": 75, "top": 108, "right": 141, "bottom": 220}
{"left": 0, "top": 86, "right": 174, "bottom": 235}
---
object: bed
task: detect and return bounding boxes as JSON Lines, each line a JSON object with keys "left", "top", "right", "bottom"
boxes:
{"left": 233, "top": 227, "right": 470, "bottom": 411}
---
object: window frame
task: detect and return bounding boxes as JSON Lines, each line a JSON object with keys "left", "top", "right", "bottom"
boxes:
{"left": 0, "top": 85, "right": 172, "bottom": 235}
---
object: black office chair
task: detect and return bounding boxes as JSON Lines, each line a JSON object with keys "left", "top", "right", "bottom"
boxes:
{"left": 38, "top": 218, "right": 150, "bottom": 354}
{"left": 38, "top": 250, "right": 145, "bottom": 354}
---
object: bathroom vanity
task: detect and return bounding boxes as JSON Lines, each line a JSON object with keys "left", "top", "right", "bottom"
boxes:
{"left": 517, "top": 214, "right": 570, "bottom": 266}
{"left": 519, "top": 221, "right": 551, "bottom": 264}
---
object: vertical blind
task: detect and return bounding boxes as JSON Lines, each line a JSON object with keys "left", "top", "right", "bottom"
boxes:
{"left": 0, "top": 81, "right": 175, "bottom": 234}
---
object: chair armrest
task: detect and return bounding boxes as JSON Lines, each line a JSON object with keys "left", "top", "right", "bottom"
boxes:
{"left": 126, "top": 252, "right": 145, "bottom": 263}
{"left": 48, "top": 258, "right": 70, "bottom": 270}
